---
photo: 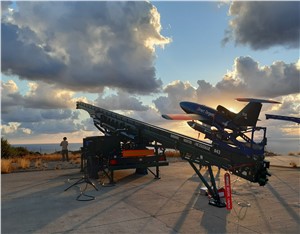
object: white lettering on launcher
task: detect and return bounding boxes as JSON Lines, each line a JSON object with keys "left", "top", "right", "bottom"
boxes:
{"left": 183, "top": 139, "right": 192, "bottom": 144}
{"left": 170, "top": 134, "right": 179, "bottom": 140}
{"left": 194, "top": 142, "right": 210, "bottom": 151}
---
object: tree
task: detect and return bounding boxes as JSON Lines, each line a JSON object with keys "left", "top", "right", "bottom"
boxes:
{"left": 1, "top": 138, "right": 31, "bottom": 158}
{"left": 1, "top": 137, "right": 12, "bottom": 158}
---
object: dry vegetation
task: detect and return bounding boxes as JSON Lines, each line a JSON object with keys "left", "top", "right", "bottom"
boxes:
{"left": 290, "top": 161, "right": 298, "bottom": 168}
{"left": 1, "top": 153, "right": 81, "bottom": 174}
{"left": 164, "top": 150, "right": 181, "bottom": 157}
{"left": 1, "top": 159, "right": 13, "bottom": 174}
{"left": 265, "top": 151, "right": 300, "bottom": 157}
{"left": 2, "top": 151, "right": 179, "bottom": 174}
{"left": 16, "top": 158, "right": 31, "bottom": 169}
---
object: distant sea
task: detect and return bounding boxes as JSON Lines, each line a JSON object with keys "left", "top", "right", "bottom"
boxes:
{"left": 266, "top": 138, "right": 300, "bottom": 154}
{"left": 13, "top": 143, "right": 83, "bottom": 154}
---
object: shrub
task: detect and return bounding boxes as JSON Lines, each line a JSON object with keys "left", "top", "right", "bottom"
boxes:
{"left": 43, "top": 154, "right": 62, "bottom": 161}
{"left": 34, "top": 159, "right": 43, "bottom": 168}
{"left": 1, "top": 159, "right": 13, "bottom": 173}
{"left": 16, "top": 158, "right": 31, "bottom": 169}
{"left": 71, "top": 157, "right": 81, "bottom": 164}
{"left": 14, "top": 147, "right": 30, "bottom": 157}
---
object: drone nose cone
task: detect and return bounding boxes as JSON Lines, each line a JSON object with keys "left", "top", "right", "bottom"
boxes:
{"left": 180, "top": 101, "right": 190, "bottom": 112}
{"left": 180, "top": 101, "right": 189, "bottom": 108}
{"left": 180, "top": 101, "right": 196, "bottom": 113}
{"left": 187, "top": 121, "right": 195, "bottom": 128}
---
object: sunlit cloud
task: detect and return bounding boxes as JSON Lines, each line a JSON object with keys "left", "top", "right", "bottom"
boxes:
{"left": 95, "top": 89, "right": 149, "bottom": 111}
{"left": 1, "top": 1, "right": 171, "bottom": 94}
{"left": 1, "top": 1, "right": 298, "bottom": 154}
{"left": 1, "top": 122, "right": 31, "bottom": 135}
{"left": 216, "top": 57, "right": 299, "bottom": 98}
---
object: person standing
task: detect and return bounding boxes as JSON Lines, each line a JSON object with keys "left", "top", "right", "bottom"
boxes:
{"left": 60, "top": 137, "right": 69, "bottom": 161}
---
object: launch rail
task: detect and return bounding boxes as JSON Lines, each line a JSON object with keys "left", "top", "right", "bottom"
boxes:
{"left": 77, "top": 101, "right": 270, "bottom": 207}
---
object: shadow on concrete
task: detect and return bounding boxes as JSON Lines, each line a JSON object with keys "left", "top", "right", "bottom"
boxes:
{"left": 1, "top": 168, "right": 160, "bottom": 233}
{"left": 267, "top": 182, "right": 300, "bottom": 223}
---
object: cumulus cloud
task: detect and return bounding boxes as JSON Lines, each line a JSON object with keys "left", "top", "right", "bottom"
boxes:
{"left": 1, "top": 79, "right": 83, "bottom": 139}
{"left": 79, "top": 118, "right": 97, "bottom": 132}
{"left": 40, "top": 109, "right": 79, "bottom": 120}
{"left": 1, "top": 106, "right": 81, "bottom": 138}
{"left": 1, "top": 23, "right": 66, "bottom": 81}
{"left": 153, "top": 78, "right": 241, "bottom": 115}
{"left": 216, "top": 57, "right": 299, "bottom": 98}
{"left": 1, "top": 107, "right": 43, "bottom": 124}
{"left": 268, "top": 94, "right": 300, "bottom": 117}
{"left": 154, "top": 80, "right": 197, "bottom": 113}
{"left": 1, "top": 1, "right": 13, "bottom": 21}
{"left": 119, "top": 107, "right": 163, "bottom": 125}
{"left": 1, "top": 80, "right": 24, "bottom": 113}
{"left": 223, "top": 1, "right": 300, "bottom": 50}
{"left": 153, "top": 57, "right": 299, "bottom": 119}
{"left": 23, "top": 81, "right": 77, "bottom": 109}
{"left": 20, "top": 119, "right": 81, "bottom": 135}
{"left": 1, "top": 1, "right": 170, "bottom": 94}
{"left": 261, "top": 94, "right": 300, "bottom": 146}
{"left": 1, "top": 102, "right": 80, "bottom": 124}
{"left": 1, "top": 80, "right": 80, "bottom": 111}
{"left": 1, "top": 122, "right": 32, "bottom": 136}
{"left": 95, "top": 90, "right": 149, "bottom": 111}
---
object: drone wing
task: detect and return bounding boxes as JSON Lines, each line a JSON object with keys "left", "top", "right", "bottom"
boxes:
{"left": 236, "top": 98, "right": 281, "bottom": 104}
{"left": 266, "top": 114, "right": 300, "bottom": 124}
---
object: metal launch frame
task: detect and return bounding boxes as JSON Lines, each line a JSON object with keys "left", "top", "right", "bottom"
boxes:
{"left": 77, "top": 102, "right": 270, "bottom": 207}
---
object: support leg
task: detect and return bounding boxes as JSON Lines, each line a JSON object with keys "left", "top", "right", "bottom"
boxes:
{"left": 188, "top": 161, "right": 214, "bottom": 195}
{"left": 188, "top": 161, "right": 225, "bottom": 208}
{"left": 147, "top": 167, "right": 160, "bottom": 179}
{"left": 101, "top": 169, "right": 115, "bottom": 186}
{"left": 154, "top": 142, "right": 160, "bottom": 179}
{"left": 156, "top": 164, "right": 160, "bottom": 179}
{"left": 207, "top": 165, "right": 225, "bottom": 207}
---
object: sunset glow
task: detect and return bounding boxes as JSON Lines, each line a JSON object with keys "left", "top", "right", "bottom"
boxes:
{"left": 1, "top": 1, "right": 299, "bottom": 154}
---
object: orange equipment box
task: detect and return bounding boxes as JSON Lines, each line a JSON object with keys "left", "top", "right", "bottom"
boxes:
{"left": 122, "top": 149, "right": 155, "bottom": 157}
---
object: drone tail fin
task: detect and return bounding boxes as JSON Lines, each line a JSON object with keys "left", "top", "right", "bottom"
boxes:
{"left": 234, "top": 102, "right": 262, "bottom": 127}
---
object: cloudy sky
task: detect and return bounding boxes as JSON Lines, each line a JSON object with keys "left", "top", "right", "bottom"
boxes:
{"left": 1, "top": 1, "right": 299, "bottom": 153}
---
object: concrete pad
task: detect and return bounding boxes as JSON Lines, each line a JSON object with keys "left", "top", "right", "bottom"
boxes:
{"left": 2, "top": 159, "right": 300, "bottom": 233}
{"left": 267, "top": 155, "right": 300, "bottom": 168}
